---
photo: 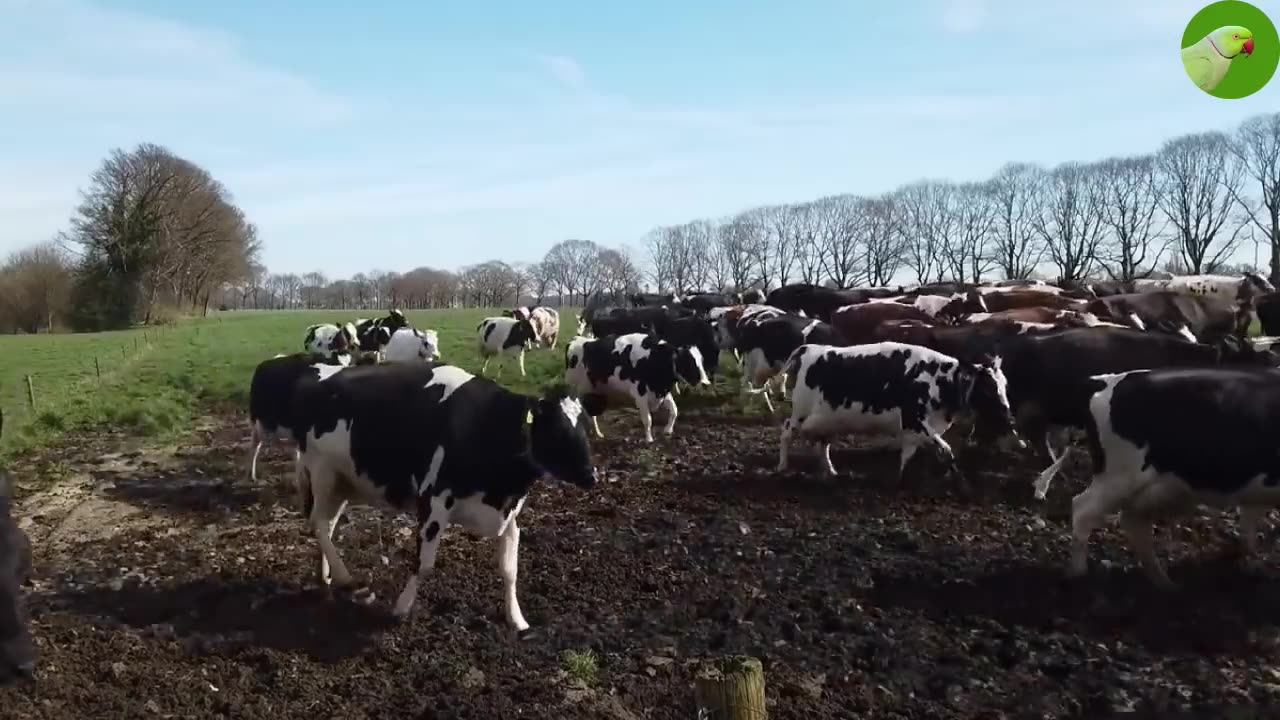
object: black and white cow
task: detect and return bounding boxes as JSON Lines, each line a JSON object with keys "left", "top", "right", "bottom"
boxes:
{"left": 715, "top": 304, "right": 789, "bottom": 359}
{"left": 290, "top": 362, "right": 597, "bottom": 629}
{"left": 477, "top": 316, "right": 538, "bottom": 377}
{"left": 0, "top": 409, "right": 36, "bottom": 684}
{"left": 1068, "top": 366, "right": 1280, "bottom": 588}
{"left": 778, "top": 342, "right": 1023, "bottom": 481}
{"left": 353, "top": 310, "right": 410, "bottom": 360}
{"left": 739, "top": 315, "right": 837, "bottom": 412}
{"left": 564, "top": 333, "right": 710, "bottom": 442}
{"left": 383, "top": 327, "right": 441, "bottom": 363}
{"left": 303, "top": 322, "right": 358, "bottom": 364}
{"left": 247, "top": 352, "right": 349, "bottom": 482}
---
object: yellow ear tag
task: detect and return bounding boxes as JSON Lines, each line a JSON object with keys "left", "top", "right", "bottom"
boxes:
{"left": 526, "top": 410, "right": 534, "bottom": 425}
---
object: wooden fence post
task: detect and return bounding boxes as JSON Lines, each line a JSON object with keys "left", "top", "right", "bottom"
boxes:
{"left": 694, "top": 656, "right": 767, "bottom": 720}
{"left": 25, "top": 375, "right": 36, "bottom": 411}
{"left": 95, "top": 356, "right": 101, "bottom": 382}
{"left": 121, "top": 345, "right": 126, "bottom": 359}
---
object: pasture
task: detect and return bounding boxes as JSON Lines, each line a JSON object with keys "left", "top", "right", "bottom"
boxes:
{"left": 1, "top": 308, "right": 1279, "bottom": 718}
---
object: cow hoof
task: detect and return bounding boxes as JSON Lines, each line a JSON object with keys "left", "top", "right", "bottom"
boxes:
{"left": 338, "top": 584, "right": 376, "bottom": 605}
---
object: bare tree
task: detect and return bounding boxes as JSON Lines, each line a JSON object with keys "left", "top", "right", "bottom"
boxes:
{"left": 1035, "top": 162, "right": 1106, "bottom": 284}
{"left": 895, "top": 180, "right": 952, "bottom": 284}
{"left": 988, "top": 162, "right": 1046, "bottom": 279}
{"left": 939, "top": 181, "right": 997, "bottom": 282}
{"left": 1095, "top": 154, "right": 1167, "bottom": 281}
{"left": 1230, "top": 112, "right": 1280, "bottom": 283}
{"left": 0, "top": 242, "right": 73, "bottom": 333}
{"left": 1157, "top": 131, "right": 1249, "bottom": 274}
{"left": 811, "top": 195, "right": 861, "bottom": 288}
{"left": 859, "top": 195, "right": 906, "bottom": 286}
{"left": 716, "top": 216, "right": 758, "bottom": 291}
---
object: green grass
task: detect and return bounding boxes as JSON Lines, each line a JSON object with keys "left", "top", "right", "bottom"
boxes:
{"left": 559, "top": 648, "right": 600, "bottom": 687}
{"left": 0, "top": 307, "right": 757, "bottom": 458}
{"left": 0, "top": 309, "right": 583, "bottom": 457}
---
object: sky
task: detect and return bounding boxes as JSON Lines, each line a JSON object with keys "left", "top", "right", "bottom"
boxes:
{"left": 0, "top": 0, "right": 1277, "bottom": 279}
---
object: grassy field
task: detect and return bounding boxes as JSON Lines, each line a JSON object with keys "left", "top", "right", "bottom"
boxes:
{"left": 0, "top": 308, "right": 590, "bottom": 457}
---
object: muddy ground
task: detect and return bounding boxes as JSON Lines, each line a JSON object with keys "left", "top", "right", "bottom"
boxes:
{"left": 2, "top": 400, "right": 1280, "bottom": 719}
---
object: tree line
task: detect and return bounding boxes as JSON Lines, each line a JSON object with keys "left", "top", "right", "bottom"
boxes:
{"left": 222, "top": 111, "right": 1279, "bottom": 313}
{"left": 0, "top": 143, "right": 260, "bottom": 332}
{"left": 2, "top": 113, "right": 1277, "bottom": 331}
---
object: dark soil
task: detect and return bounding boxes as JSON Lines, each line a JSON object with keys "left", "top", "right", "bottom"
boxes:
{"left": 3, "top": 405, "right": 1279, "bottom": 719}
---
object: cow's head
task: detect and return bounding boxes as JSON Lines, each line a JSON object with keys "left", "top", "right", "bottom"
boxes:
{"left": 0, "top": 469, "right": 35, "bottom": 685}
{"left": 419, "top": 329, "right": 441, "bottom": 361}
{"left": 1242, "top": 272, "right": 1276, "bottom": 301}
{"left": 511, "top": 306, "right": 532, "bottom": 321}
{"left": 675, "top": 345, "right": 711, "bottom": 387}
{"left": 961, "top": 355, "right": 1023, "bottom": 451}
{"left": 329, "top": 324, "right": 352, "bottom": 353}
{"left": 384, "top": 310, "right": 409, "bottom": 331}
{"left": 514, "top": 318, "right": 539, "bottom": 349}
{"left": 527, "top": 387, "right": 598, "bottom": 489}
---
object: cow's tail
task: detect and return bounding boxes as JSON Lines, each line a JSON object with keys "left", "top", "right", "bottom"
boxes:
{"left": 781, "top": 345, "right": 808, "bottom": 399}
{"left": 293, "top": 451, "right": 313, "bottom": 519}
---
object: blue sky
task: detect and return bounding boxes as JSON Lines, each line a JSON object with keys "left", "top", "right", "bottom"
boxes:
{"left": 0, "top": 0, "right": 1276, "bottom": 278}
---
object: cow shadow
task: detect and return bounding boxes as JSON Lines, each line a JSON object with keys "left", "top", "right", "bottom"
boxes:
{"left": 864, "top": 558, "right": 1280, "bottom": 656}
{"left": 98, "top": 471, "right": 279, "bottom": 518}
{"left": 42, "top": 576, "right": 396, "bottom": 662}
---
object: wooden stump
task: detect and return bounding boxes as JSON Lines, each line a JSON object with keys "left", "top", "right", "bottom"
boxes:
{"left": 694, "top": 656, "right": 767, "bottom": 720}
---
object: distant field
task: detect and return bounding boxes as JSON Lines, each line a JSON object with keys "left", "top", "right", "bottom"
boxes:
{"left": 0, "top": 308, "right": 589, "bottom": 456}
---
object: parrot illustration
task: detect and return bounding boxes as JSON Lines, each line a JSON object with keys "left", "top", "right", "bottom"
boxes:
{"left": 1182, "top": 25, "right": 1255, "bottom": 93}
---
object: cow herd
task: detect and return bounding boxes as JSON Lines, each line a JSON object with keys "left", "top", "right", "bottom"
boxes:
{"left": 7, "top": 272, "right": 1280, "bottom": 683}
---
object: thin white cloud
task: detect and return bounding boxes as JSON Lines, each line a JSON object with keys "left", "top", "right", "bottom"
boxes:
{"left": 0, "top": 0, "right": 353, "bottom": 125}
{"left": 938, "top": 0, "right": 988, "bottom": 34}
{"left": 533, "top": 53, "right": 587, "bottom": 90}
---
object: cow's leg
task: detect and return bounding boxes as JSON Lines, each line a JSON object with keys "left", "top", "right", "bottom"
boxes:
{"left": 1029, "top": 422, "right": 1068, "bottom": 500}
{"left": 392, "top": 500, "right": 446, "bottom": 619}
{"left": 636, "top": 400, "right": 656, "bottom": 443}
{"left": 1238, "top": 505, "right": 1268, "bottom": 558}
{"left": 518, "top": 350, "right": 527, "bottom": 377}
{"left": 247, "top": 422, "right": 264, "bottom": 481}
{"left": 307, "top": 465, "right": 365, "bottom": 599}
{"left": 588, "top": 412, "right": 605, "bottom": 439}
{"left": 1066, "top": 476, "right": 1128, "bottom": 578}
{"left": 777, "top": 418, "right": 794, "bottom": 471}
{"left": 1119, "top": 510, "right": 1174, "bottom": 589}
{"left": 481, "top": 355, "right": 491, "bottom": 374}
{"left": 819, "top": 442, "right": 836, "bottom": 476}
{"left": 497, "top": 518, "right": 529, "bottom": 631}
{"left": 660, "top": 394, "right": 678, "bottom": 436}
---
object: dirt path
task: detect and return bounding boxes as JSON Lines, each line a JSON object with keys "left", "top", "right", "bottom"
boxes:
{"left": 2, "top": 407, "right": 1279, "bottom": 719}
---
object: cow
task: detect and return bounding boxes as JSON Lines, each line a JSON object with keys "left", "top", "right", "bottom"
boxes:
{"left": 587, "top": 306, "right": 695, "bottom": 338}
{"left": 738, "top": 315, "right": 838, "bottom": 412}
{"left": 353, "top": 310, "right": 410, "bottom": 360}
{"left": 629, "top": 292, "right": 677, "bottom": 308}
{"left": 477, "top": 317, "right": 538, "bottom": 377}
{"left": 994, "top": 327, "right": 1280, "bottom": 501}
{"left": 714, "top": 304, "right": 789, "bottom": 358}
{"left": 1066, "top": 366, "right": 1280, "bottom": 588}
{"left": 1086, "top": 291, "right": 1246, "bottom": 344}
{"left": 247, "top": 352, "right": 350, "bottom": 482}
{"left": 1256, "top": 291, "right": 1280, "bottom": 336}
{"left": 766, "top": 284, "right": 876, "bottom": 321}
{"left": 0, "top": 410, "right": 36, "bottom": 684}
{"left": 1133, "top": 272, "right": 1274, "bottom": 307}
{"left": 564, "top": 333, "right": 710, "bottom": 442}
{"left": 653, "top": 315, "right": 722, "bottom": 381}
{"left": 777, "top": 342, "right": 1022, "bottom": 483}
{"left": 983, "top": 278, "right": 1047, "bottom": 289}
{"left": 740, "top": 289, "right": 764, "bottom": 304}
{"left": 528, "top": 307, "right": 561, "bottom": 348}
{"left": 872, "top": 290, "right": 988, "bottom": 322}
{"left": 869, "top": 318, "right": 1067, "bottom": 366}
{"left": 829, "top": 302, "right": 940, "bottom": 345}
{"left": 980, "top": 290, "right": 1084, "bottom": 312}
{"left": 303, "top": 322, "right": 358, "bottom": 364}
{"left": 383, "top": 327, "right": 441, "bottom": 364}
{"left": 289, "top": 362, "right": 597, "bottom": 628}
{"left": 678, "top": 292, "right": 742, "bottom": 315}
{"left": 964, "top": 307, "right": 1116, "bottom": 328}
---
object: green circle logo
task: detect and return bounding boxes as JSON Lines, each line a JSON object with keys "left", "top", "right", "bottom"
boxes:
{"left": 1182, "top": 1, "right": 1279, "bottom": 98}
